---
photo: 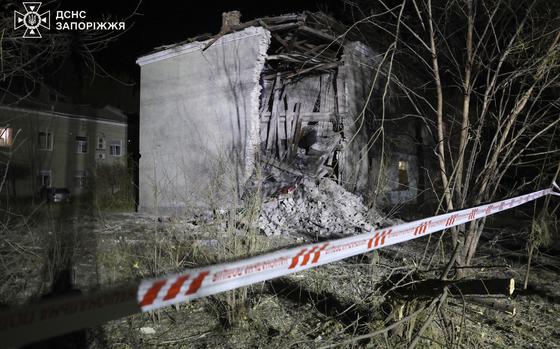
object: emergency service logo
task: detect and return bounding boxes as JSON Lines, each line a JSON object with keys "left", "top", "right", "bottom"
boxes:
{"left": 14, "top": 2, "right": 51, "bottom": 39}
{"left": 13, "top": 3, "right": 125, "bottom": 38}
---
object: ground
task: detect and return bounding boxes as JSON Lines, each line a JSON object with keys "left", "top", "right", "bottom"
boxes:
{"left": 1, "top": 182, "right": 559, "bottom": 348}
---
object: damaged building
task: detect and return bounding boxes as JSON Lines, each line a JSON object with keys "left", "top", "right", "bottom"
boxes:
{"left": 136, "top": 11, "right": 429, "bottom": 213}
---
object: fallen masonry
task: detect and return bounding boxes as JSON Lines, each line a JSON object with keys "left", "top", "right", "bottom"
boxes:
{"left": 258, "top": 177, "right": 386, "bottom": 237}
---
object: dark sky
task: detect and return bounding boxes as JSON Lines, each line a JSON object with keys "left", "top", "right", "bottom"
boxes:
{"left": 47, "top": 0, "right": 343, "bottom": 111}
{"left": 74, "top": 0, "right": 343, "bottom": 74}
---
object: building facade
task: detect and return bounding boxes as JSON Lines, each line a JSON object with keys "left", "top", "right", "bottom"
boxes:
{"left": 0, "top": 101, "right": 128, "bottom": 199}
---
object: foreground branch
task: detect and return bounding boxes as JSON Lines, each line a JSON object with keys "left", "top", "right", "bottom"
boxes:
{"left": 391, "top": 278, "right": 514, "bottom": 299}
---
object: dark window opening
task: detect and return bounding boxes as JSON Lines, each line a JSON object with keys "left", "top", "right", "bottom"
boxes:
{"left": 39, "top": 170, "right": 51, "bottom": 187}
{"left": 110, "top": 140, "right": 122, "bottom": 156}
{"left": 38, "top": 131, "right": 53, "bottom": 150}
{"left": 76, "top": 136, "right": 88, "bottom": 153}
{"left": 98, "top": 137, "right": 106, "bottom": 150}
{"left": 398, "top": 160, "right": 409, "bottom": 191}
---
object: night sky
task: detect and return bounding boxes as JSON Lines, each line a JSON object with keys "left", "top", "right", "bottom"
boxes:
{"left": 96, "top": 0, "right": 341, "bottom": 65}
{"left": 51, "top": 0, "right": 342, "bottom": 112}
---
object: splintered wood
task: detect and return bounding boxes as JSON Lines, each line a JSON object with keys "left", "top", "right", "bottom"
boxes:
{"left": 259, "top": 72, "right": 339, "bottom": 178}
{"left": 202, "top": 11, "right": 358, "bottom": 181}
{"left": 248, "top": 11, "right": 350, "bottom": 180}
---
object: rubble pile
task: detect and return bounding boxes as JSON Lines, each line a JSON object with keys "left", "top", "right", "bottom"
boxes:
{"left": 258, "top": 178, "right": 383, "bottom": 237}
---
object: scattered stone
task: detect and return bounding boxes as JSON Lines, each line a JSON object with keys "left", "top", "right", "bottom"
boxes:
{"left": 258, "top": 178, "right": 383, "bottom": 238}
{"left": 195, "top": 239, "right": 219, "bottom": 248}
{"left": 139, "top": 327, "right": 156, "bottom": 335}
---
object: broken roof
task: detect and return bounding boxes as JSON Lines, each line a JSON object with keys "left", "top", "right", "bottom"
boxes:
{"left": 137, "top": 11, "right": 356, "bottom": 66}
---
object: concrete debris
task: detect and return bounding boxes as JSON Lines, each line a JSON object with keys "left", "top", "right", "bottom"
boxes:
{"left": 258, "top": 178, "right": 383, "bottom": 237}
{"left": 139, "top": 327, "right": 156, "bottom": 335}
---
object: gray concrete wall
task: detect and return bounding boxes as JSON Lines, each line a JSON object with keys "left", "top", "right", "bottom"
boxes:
{"left": 338, "top": 42, "right": 383, "bottom": 194}
{"left": 338, "top": 42, "right": 420, "bottom": 206}
{"left": 137, "top": 27, "right": 270, "bottom": 213}
{"left": 369, "top": 151, "right": 419, "bottom": 205}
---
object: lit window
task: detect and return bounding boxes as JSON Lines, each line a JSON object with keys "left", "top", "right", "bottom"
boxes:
{"left": 76, "top": 136, "right": 88, "bottom": 153}
{"left": 38, "top": 131, "right": 53, "bottom": 150}
{"left": 97, "top": 137, "right": 105, "bottom": 150}
{"left": 74, "top": 170, "right": 87, "bottom": 188}
{"left": 398, "top": 160, "right": 409, "bottom": 191}
{"left": 39, "top": 170, "right": 51, "bottom": 187}
{"left": 0, "top": 127, "right": 13, "bottom": 147}
{"left": 109, "top": 140, "right": 122, "bottom": 156}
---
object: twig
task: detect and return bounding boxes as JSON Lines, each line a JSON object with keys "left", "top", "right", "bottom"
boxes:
{"left": 407, "top": 289, "right": 448, "bottom": 349}
{"left": 154, "top": 331, "right": 210, "bottom": 346}
{"left": 318, "top": 304, "right": 429, "bottom": 349}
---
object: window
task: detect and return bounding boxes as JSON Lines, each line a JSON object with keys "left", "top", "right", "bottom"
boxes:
{"left": 74, "top": 170, "right": 87, "bottom": 188}
{"left": 109, "top": 140, "right": 122, "bottom": 156}
{"left": 76, "top": 136, "right": 88, "bottom": 153}
{"left": 38, "top": 131, "right": 53, "bottom": 150}
{"left": 39, "top": 170, "right": 51, "bottom": 187}
{"left": 97, "top": 137, "right": 105, "bottom": 150}
{"left": 0, "top": 127, "right": 13, "bottom": 147}
{"left": 397, "top": 160, "right": 409, "bottom": 191}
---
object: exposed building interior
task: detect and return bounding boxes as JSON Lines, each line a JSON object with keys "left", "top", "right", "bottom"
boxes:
{"left": 137, "top": 11, "right": 425, "bottom": 212}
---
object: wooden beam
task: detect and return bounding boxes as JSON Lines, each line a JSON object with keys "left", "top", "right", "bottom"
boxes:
{"left": 258, "top": 20, "right": 291, "bottom": 49}
{"left": 288, "top": 104, "right": 300, "bottom": 157}
{"left": 261, "top": 112, "right": 337, "bottom": 123}
{"left": 464, "top": 297, "right": 516, "bottom": 316}
{"left": 298, "top": 25, "right": 341, "bottom": 44}
{"left": 260, "top": 154, "right": 303, "bottom": 177}
{"left": 266, "top": 74, "right": 282, "bottom": 152}
{"left": 283, "top": 62, "right": 340, "bottom": 79}
{"left": 266, "top": 53, "right": 328, "bottom": 65}
{"left": 266, "top": 22, "right": 301, "bottom": 32}
{"left": 202, "top": 16, "right": 300, "bottom": 51}
{"left": 259, "top": 14, "right": 302, "bottom": 25}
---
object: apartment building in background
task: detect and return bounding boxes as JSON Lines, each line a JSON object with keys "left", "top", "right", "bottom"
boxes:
{"left": 0, "top": 88, "right": 128, "bottom": 199}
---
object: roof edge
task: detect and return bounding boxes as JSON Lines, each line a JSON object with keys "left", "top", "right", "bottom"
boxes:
{"left": 136, "top": 26, "right": 269, "bottom": 66}
{"left": 0, "top": 105, "right": 128, "bottom": 127}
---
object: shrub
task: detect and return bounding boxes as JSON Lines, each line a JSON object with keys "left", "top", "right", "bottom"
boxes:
{"left": 91, "top": 162, "right": 135, "bottom": 211}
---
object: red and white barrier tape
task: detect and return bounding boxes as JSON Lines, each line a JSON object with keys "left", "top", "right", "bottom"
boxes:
{"left": 1, "top": 184, "right": 558, "bottom": 347}
{"left": 0, "top": 286, "right": 139, "bottom": 348}
{"left": 137, "top": 185, "right": 559, "bottom": 311}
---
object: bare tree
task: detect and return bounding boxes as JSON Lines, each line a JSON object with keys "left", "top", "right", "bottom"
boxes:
{"left": 345, "top": 0, "right": 560, "bottom": 268}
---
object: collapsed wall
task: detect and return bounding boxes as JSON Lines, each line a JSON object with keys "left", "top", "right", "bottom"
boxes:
{"left": 258, "top": 69, "right": 340, "bottom": 178}
{"left": 136, "top": 27, "right": 271, "bottom": 213}
{"left": 256, "top": 37, "right": 418, "bottom": 206}
{"left": 136, "top": 11, "right": 425, "bottom": 214}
